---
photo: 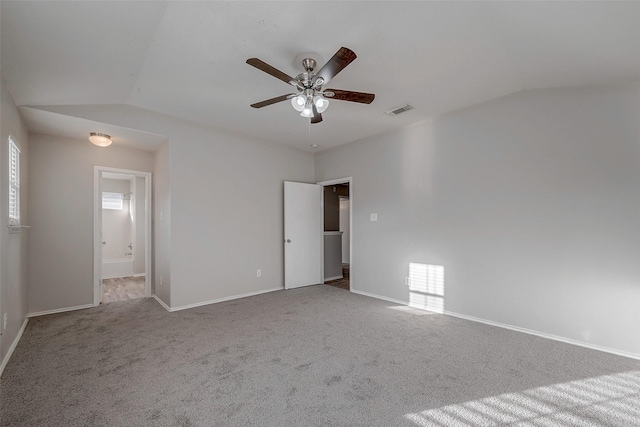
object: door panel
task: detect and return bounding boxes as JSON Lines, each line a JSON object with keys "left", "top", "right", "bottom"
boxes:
{"left": 284, "top": 181, "right": 322, "bottom": 289}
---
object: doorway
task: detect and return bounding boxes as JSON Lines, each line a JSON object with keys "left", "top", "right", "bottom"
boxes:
{"left": 93, "top": 167, "right": 152, "bottom": 306}
{"left": 318, "top": 178, "right": 352, "bottom": 291}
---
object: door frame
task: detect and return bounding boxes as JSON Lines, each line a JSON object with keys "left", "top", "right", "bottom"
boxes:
{"left": 93, "top": 166, "right": 152, "bottom": 306}
{"left": 317, "top": 177, "right": 352, "bottom": 290}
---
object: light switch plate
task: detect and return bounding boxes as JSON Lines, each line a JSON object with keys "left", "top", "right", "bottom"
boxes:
{"left": 370, "top": 213, "right": 378, "bottom": 222}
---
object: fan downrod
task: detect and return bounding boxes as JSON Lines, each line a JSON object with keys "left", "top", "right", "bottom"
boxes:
{"left": 302, "top": 58, "right": 316, "bottom": 73}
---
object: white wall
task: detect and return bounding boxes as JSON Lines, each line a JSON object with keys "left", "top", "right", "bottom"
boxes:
{"left": 315, "top": 84, "right": 640, "bottom": 357}
{"left": 27, "top": 105, "right": 315, "bottom": 309}
{"left": 168, "top": 126, "right": 314, "bottom": 308}
{"left": 101, "top": 178, "right": 133, "bottom": 260}
{"left": 0, "top": 76, "right": 29, "bottom": 371}
{"left": 28, "top": 135, "right": 155, "bottom": 313}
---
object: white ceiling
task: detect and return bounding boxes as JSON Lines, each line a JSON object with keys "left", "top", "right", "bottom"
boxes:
{"left": 2, "top": 1, "right": 639, "bottom": 152}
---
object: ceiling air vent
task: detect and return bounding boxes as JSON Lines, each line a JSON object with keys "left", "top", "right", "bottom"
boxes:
{"left": 386, "top": 104, "right": 413, "bottom": 116}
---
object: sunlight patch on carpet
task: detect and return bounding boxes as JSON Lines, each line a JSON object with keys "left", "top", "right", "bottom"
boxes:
{"left": 387, "top": 306, "right": 437, "bottom": 316}
{"left": 406, "top": 371, "right": 640, "bottom": 426}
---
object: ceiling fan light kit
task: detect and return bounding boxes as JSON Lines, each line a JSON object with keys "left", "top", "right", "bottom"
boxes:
{"left": 300, "top": 100, "right": 314, "bottom": 118}
{"left": 291, "top": 95, "right": 306, "bottom": 112}
{"left": 314, "top": 96, "right": 329, "bottom": 113}
{"left": 247, "top": 47, "right": 375, "bottom": 124}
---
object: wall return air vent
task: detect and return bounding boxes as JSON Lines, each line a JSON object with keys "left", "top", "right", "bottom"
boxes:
{"left": 386, "top": 104, "right": 413, "bottom": 116}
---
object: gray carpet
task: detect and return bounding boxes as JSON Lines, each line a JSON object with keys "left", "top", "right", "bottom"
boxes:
{"left": 1, "top": 285, "right": 639, "bottom": 426}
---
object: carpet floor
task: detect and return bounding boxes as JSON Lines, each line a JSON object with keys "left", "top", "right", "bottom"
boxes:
{"left": 1, "top": 285, "right": 639, "bottom": 426}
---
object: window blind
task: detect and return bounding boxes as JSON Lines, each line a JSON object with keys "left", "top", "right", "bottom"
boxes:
{"left": 9, "top": 137, "right": 20, "bottom": 223}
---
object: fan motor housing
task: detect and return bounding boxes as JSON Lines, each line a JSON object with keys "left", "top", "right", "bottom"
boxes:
{"left": 296, "top": 72, "right": 315, "bottom": 88}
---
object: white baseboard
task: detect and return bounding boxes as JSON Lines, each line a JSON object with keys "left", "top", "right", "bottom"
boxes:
{"left": 324, "top": 275, "right": 343, "bottom": 282}
{"left": 0, "top": 318, "right": 28, "bottom": 377}
{"left": 349, "top": 290, "right": 640, "bottom": 361}
{"left": 444, "top": 310, "right": 640, "bottom": 361}
{"left": 133, "top": 273, "right": 146, "bottom": 278}
{"left": 350, "top": 289, "right": 407, "bottom": 306}
{"left": 28, "top": 303, "right": 94, "bottom": 318}
{"left": 153, "top": 294, "right": 171, "bottom": 311}
{"left": 156, "top": 287, "right": 284, "bottom": 312}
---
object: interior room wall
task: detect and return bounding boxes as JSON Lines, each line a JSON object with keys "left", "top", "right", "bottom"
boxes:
{"left": 0, "top": 76, "right": 30, "bottom": 371}
{"left": 101, "top": 178, "right": 133, "bottom": 260}
{"left": 324, "top": 186, "right": 340, "bottom": 231}
{"left": 315, "top": 84, "right": 640, "bottom": 357}
{"left": 28, "top": 135, "right": 155, "bottom": 314}
{"left": 25, "top": 105, "right": 315, "bottom": 309}
{"left": 168, "top": 126, "right": 314, "bottom": 308}
{"left": 134, "top": 176, "right": 146, "bottom": 276}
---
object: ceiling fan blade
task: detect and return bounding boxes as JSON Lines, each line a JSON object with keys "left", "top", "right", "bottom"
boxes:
{"left": 246, "top": 58, "right": 296, "bottom": 85}
{"left": 325, "top": 89, "right": 375, "bottom": 104}
{"left": 313, "top": 47, "right": 357, "bottom": 86}
{"left": 311, "top": 104, "right": 323, "bottom": 124}
{"left": 250, "top": 94, "right": 294, "bottom": 109}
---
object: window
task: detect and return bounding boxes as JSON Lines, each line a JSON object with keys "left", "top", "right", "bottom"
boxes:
{"left": 9, "top": 136, "right": 20, "bottom": 224}
{"left": 102, "top": 192, "right": 123, "bottom": 210}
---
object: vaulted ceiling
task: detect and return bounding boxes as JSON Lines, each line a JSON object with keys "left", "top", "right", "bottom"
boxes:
{"left": 2, "top": 1, "right": 639, "bottom": 152}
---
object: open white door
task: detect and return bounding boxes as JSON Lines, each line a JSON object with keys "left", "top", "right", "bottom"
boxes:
{"left": 284, "top": 181, "right": 322, "bottom": 289}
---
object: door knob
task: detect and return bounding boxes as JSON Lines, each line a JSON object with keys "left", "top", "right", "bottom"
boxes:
{"left": 286, "top": 239, "right": 291, "bottom": 243}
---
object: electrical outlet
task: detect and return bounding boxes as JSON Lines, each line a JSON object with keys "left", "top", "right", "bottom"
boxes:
{"left": 257, "top": 269, "right": 261, "bottom": 278}
{"left": 405, "top": 277, "right": 412, "bottom": 287}
{"left": 3, "top": 313, "right": 7, "bottom": 330}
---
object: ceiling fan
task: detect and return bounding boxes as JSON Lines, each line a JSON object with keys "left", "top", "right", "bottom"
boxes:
{"left": 246, "top": 47, "right": 375, "bottom": 124}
